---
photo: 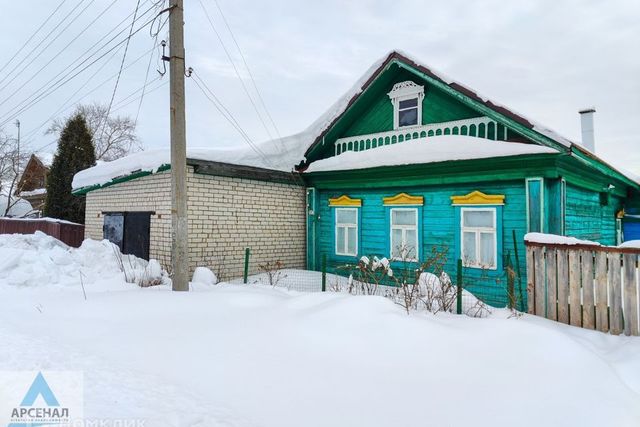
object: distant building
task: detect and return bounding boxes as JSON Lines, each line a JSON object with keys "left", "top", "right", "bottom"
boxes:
{"left": 15, "top": 153, "right": 53, "bottom": 213}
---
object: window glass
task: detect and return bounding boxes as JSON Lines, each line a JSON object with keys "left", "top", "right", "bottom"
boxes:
{"left": 335, "top": 208, "right": 358, "bottom": 256}
{"left": 392, "top": 209, "right": 417, "bottom": 226}
{"left": 399, "top": 98, "right": 418, "bottom": 109}
{"left": 461, "top": 208, "right": 497, "bottom": 269}
{"left": 398, "top": 108, "right": 418, "bottom": 127}
{"left": 347, "top": 228, "right": 357, "bottom": 254}
{"left": 463, "top": 231, "right": 476, "bottom": 264}
{"left": 336, "top": 227, "right": 346, "bottom": 252}
{"left": 391, "top": 228, "right": 403, "bottom": 259}
{"left": 463, "top": 210, "right": 493, "bottom": 228}
{"left": 336, "top": 209, "right": 357, "bottom": 224}
{"left": 480, "top": 232, "right": 495, "bottom": 265}
{"left": 405, "top": 229, "right": 417, "bottom": 254}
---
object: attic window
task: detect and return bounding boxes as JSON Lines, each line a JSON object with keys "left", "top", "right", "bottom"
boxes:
{"left": 388, "top": 81, "right": 425, "bottom": 130}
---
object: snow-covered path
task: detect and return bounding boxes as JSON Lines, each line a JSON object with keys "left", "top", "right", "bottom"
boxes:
{"left": 1, "top": 283, "right": 639, "bottom": 427}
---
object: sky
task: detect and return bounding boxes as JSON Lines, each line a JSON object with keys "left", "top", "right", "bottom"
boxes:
{"left": 0, "top": 0, "right": 638, "bottom": 173}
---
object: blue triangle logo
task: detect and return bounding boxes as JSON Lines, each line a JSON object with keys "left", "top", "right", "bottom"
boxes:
{"left": 8, "top": 372, "right": 62, "bottom": 427}
{"left": 20, "top": 372, "right": 60, "bottom": 407}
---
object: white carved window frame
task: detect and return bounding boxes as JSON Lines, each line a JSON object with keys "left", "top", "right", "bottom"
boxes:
{"left": 388, "top": 81, "right": 425, "bottom": 130}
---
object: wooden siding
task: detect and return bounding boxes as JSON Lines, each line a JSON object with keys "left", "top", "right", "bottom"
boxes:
{"left": 313, "top": 180, "right": 529, "bottom": 307}
{"left": 564, "top": 184, "right": 621, "bottom": 245}
{"left": 321, "top": 69, "right": 521, "bottom": 160}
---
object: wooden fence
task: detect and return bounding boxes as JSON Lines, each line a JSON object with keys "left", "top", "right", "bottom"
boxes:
{"left": 0, "top": 218, "right": 85, "bottom": 248}
{"left": 525, "top": 241, "right": 640, "bottom": 336}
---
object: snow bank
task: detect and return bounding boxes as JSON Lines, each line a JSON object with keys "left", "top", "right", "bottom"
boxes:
{"left": 192, "top": 266, "right": 217, "bottom": 286}
{"left": 525, "top": 232, "right": 601, "bottom": 246}
{"left": 0, "top": 232, "right": 162, "bottom": 289}
{"left": 305, "top": 136, "right": 557, "bottom": 173}
{"left": 0, "top": 281, "right": 639, "bottom": 426}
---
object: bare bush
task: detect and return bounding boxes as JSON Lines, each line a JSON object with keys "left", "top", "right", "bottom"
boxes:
{"left": 257, "top": 260, "right": 287, "bottom": 287}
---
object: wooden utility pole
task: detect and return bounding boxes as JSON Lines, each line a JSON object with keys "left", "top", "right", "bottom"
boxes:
{"left": 169, "top": 0, "right": 189, "bottom": 291}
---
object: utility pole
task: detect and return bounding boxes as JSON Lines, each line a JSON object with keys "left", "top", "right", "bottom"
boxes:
{"left": 169, "top": 0, "right": 189, "bottom": 291}
{"left": 15, "top": 119, "right": 20, "bottom": 175}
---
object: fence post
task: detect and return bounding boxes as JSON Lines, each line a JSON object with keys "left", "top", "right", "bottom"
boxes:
{"left": 456, "top": 259, "right": 462, "bottom": 315}
{"left": 505, "top": 252, "right": 515, "bottom": 310}
{"left": 243, "top": 247, "right": 250, "bottom": 284}
{"left": 321, "top": 253, "right": 327, "bottom": 292}
{"left": 512, "top": 229, "right": 525, "bottom": 312}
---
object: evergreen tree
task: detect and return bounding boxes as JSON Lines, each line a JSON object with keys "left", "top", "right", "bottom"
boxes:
{"left": 44, "top": 114, "right": 96, "bottom": 223}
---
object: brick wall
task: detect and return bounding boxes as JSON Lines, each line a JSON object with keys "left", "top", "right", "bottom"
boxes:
{"left": 84, "top": 167, "right": 307, "bottom": 280}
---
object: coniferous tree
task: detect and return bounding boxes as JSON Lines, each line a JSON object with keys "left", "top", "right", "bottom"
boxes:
{"left": 44, "top": 114, "right": 96, "bottom": 223}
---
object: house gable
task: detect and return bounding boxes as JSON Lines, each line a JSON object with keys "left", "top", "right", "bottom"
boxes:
{"left": 305, "top": 55, "right": 562, "bottom": 164}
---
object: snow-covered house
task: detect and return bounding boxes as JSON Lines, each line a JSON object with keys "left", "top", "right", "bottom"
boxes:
{"left": 72, "top": 51, "right": 640, "bottom": 303}
{"left": 15, "top": 153, "right": 53, "bottom": 213}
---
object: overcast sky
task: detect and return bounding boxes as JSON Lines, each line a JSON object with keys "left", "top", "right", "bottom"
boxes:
{"left": 0, "top": 0, "right": 638, "bottom": 173}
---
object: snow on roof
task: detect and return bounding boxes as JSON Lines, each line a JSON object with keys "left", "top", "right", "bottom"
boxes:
{"left": 19, "top": 188, "right": 46, "bottom": 197}
{"left": 524, "top": 233, "right": 601, "bottom": 246}
{"left": 304, "top": 136, "right": 557, "bottom": 173}
{"left": 71, "top": 146, "right": 295, "bottom": 191}
{"left": 296, "top": 49, "right": 574, "bottom": 160}
{"left": 35, "top": 152, "right": 54, "bottom": 167}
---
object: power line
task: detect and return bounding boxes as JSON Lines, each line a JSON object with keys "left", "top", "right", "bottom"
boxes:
{"left": 28, "top": 71, "right": 165, "bottom": 154}
{"left": 197, "top": 0, "right": 276, "bottom": 142}
{"left": 0, "top": 0, "right": 95, "bottom": 92}
{"left": 0, "top": 7, "right": 161, "bottom": 128}
{"left": 0, "top": 1, "right": 159, "bottom": 122}
{"left": 0, "top": 0, "right": 69, "bottom": 77}
{"left": 0, "top": 0, "right": 118, "bottom": 108}
{"left": 136, "top": 6, "right": 169, "bottom": 125}
{"left": 98, "top": 0, "right": 142, "bottom": 143}
{"left": 191, "top": 70, "right": 273, "bottom": 167}
{"left": 209, "top": 0, "right": 282, "bottom": 142}
{"left": 20, "top": 45, "right": 125, "bottom": 144}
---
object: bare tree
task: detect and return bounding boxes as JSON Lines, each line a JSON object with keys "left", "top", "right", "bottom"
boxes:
{"left": 0, "top": 129, "right": 30, "bottom": 216}
{"left": 46, "top": 102, "right": 141, "bottom": 161}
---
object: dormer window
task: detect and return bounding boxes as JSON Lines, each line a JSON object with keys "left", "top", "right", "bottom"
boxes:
{"left": 388, "top": 81, "right": 425, "bottom": 130}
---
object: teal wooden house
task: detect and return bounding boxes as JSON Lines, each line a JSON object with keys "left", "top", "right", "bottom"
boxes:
{"left": 297, "top": 51, "right": 640, "bottom": 306}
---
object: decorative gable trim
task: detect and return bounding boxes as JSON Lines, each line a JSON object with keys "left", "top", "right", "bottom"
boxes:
{"left": 329, "top": 195, "right": 362, "bottom": 207}
{"left": 451, "top": 191, "right": 505, "bottom": 205}
{"left": 383, "top": 192, "right": 424, "bottom": 206}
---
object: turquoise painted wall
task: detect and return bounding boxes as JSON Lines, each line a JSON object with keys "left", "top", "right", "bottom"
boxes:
{"left": 312, "top": 180, "right": 529, "bottom": 308}
{"left": 565, "top": 184, "right": 622, "bottom": 245}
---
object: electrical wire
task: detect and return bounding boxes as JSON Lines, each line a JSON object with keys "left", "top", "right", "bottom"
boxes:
{"left": 197, "top": 0, "right": 275, "bottom": 143}
{"left": 0, "top": 0, "right": 95, "bottom": 92}
{"left": 97, "top": 0, "right": 142, "bottom": 143}
{"left": 0, "top": 1, "right": 159, "bottom": 123}
{"left": 0, "top": 0, "right": 119, "bottom": 108}
{"left": 191, "top": 71, "right": 273, "bottom": 167}
{"left": 209, "top": 0, "right": 282, "bottom": 141}
{"left": 0, "top": 7, "right": 160, "bottom": 128}
{"left": 0, "top": 0, "right": 69, "bottom": 77}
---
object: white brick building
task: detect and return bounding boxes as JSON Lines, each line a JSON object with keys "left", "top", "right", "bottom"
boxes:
{"left": 78, "top": 156, "right": 307, "bottom": 281}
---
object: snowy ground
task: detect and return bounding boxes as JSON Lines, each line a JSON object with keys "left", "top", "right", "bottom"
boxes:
{"left": 0, "top": 234, "right": 639, "bottom": 426}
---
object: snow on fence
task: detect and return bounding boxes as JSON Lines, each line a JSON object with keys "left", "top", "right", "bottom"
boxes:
{"left": 525, "top": 236, "right": 640, "bottom": 336}
{"left": 0, "top": 218, "right": 85, "bottom": 248}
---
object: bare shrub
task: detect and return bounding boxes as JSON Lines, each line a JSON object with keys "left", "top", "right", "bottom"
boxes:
{"left": 257, "top": 260, "right": 287, "bottom": 287}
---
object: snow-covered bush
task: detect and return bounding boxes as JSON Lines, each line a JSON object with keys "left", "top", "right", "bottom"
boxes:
{"left": 192, "top": 266, "right": 218, "bottom": 286}
{"left": 337, "top": 245, "right": 491, "bottom": 317}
